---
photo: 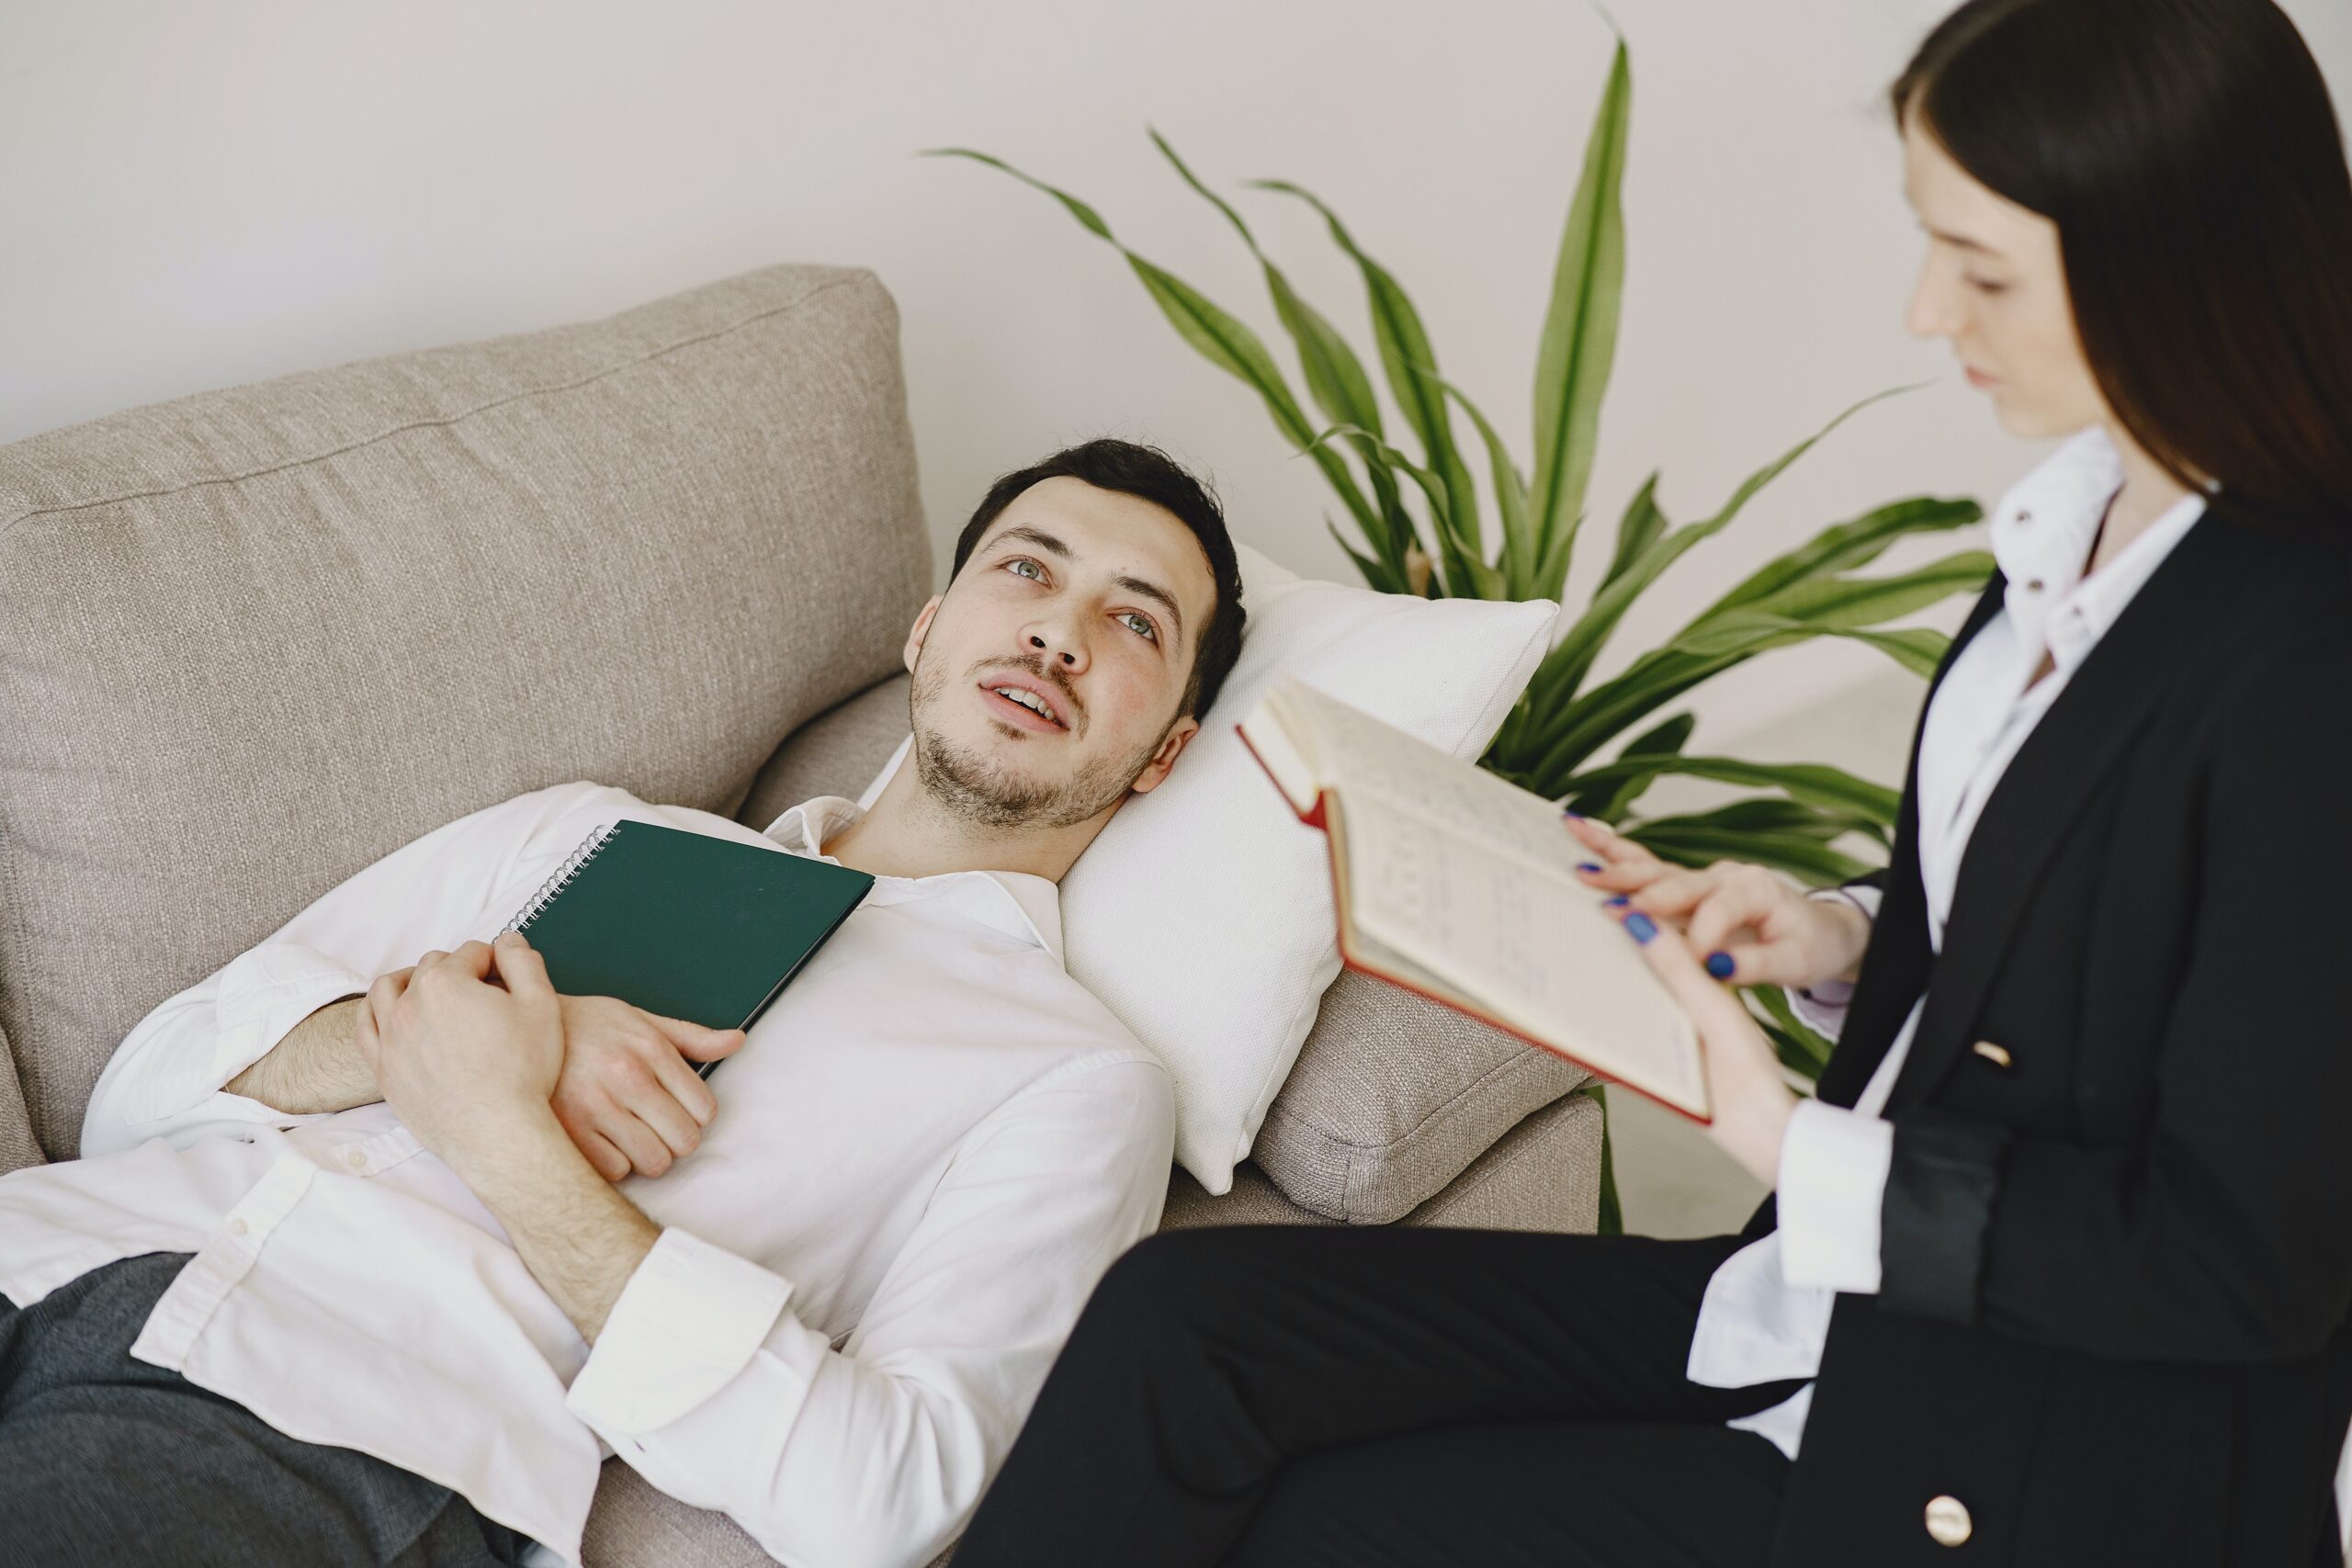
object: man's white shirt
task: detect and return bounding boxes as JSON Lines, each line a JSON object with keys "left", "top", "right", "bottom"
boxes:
{"left": 0, "top": 782, "right": 1175, "bottom": 1568}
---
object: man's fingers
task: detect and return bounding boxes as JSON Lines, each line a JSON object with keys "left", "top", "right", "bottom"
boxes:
{"left": 367, "top": 970, "right": 407, "bottom": 1022}
{"left": 658, "top": 1016, "right": 748, "bottom": 1065}
{"left": 491, "top": 931, "right": 556, "bottom": 999}
{"left": 447, "top": 940, "right": 496, "bottom": 980}
{"left": 626, "top": 1087, "right": 703, "bottom": 1164}
{"left": 571, "top": 1126, "right": 632, "bottom": 1184}
{"left": 598, "top": 1109, "right": 674, "bottom": 1179}
{"left": 648, "top": 1046, "right": 720, "bottom": 1127}
{"left": 353, "top": 991, "right": 382, "bottom": 1072}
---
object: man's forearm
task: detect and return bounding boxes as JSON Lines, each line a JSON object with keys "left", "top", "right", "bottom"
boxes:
{"left": 222, "top": 996, "right": 380, "bottom": 1114}
{"left": 451, "top": 1110, "right": 660, "bottom": 1341}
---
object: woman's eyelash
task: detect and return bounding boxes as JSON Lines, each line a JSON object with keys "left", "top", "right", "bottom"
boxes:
{"left": 1967, "top": 277, "right": 2009, "bottom": 295}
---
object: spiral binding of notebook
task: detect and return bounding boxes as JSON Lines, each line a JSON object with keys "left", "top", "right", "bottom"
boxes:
{"left": 501, "top": 823, "right": 621, "bottom": 935}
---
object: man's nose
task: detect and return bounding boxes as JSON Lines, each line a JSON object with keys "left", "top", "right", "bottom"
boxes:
{"left": 1027, "top": 625, "right": 1086, "bottom": 674}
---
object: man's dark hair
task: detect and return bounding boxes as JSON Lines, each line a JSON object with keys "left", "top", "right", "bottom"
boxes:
{"left": 949, "top": 438, "right": 1247, "bottom": 719}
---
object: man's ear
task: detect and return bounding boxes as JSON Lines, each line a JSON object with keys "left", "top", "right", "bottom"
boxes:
{"left": 902, "top": 595, "right": 943, "bottom": 673}
{"left": 1127, "top": 715, "right": 1203, "bottom": 797}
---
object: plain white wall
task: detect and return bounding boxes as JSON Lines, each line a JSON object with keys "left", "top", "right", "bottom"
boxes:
{"left": 5, "top": 0, "right": 2346, "bottom": 751}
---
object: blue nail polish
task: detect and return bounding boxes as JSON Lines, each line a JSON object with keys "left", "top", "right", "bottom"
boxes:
{"left": 1577, "top": 862, "right": 1602, "bottom": 874}
{"left": 1562, "top": 808, "right": 1584, "bottom": 819}
{"left": 1604, "top": 896, "right": 1630, "bottom": 908}
{"left": 1705, "top": 951, "right": 1736, "bottom": 980}
{"left": 1623, "top": 912, "right": 1658, "bottom": 944}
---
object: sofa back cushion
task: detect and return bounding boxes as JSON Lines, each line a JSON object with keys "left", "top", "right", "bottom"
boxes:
{"left": 0, "top": 264, "right": 931, "bottom": 1158}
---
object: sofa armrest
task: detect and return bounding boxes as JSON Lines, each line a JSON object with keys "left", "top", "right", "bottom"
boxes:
{"left": 0, "top": 1021, "right": 41, "bottom": 1175}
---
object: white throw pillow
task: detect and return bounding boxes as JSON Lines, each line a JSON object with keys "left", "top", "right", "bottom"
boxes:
{"left": 860, "top": 544, "right": 1556, "bottom": 1191}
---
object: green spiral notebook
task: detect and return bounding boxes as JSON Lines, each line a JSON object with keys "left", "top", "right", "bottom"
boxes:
{"left": 500, "top": 818, "right": 875, "bottom": 1077}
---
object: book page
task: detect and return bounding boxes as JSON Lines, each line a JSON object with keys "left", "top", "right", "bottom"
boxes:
{"left": 1336, "top": 788, "right": 1708, "bottom": 1118}
{"left": 1272, "top": 682, "right": 1578, "bottom": 877}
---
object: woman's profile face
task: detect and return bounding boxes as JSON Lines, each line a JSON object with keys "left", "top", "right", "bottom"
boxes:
{"left": 1901, "top": 111, "right": 2110, "bottom": 439}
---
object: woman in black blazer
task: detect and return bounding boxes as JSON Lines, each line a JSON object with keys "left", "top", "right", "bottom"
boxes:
{"left": 952, "top": 1, "right": 2352, "bottom": 1562}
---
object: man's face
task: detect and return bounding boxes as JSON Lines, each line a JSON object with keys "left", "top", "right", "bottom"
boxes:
{"left": 902, "top": 477, "right": 1218, "bottom": 829}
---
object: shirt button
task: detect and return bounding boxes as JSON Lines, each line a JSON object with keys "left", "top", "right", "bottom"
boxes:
{"left": 2015, "top": 509, "right": 2032, "bottom": 525}
{"left": 227, "top": 1216, "right": 249, "bottom": 1235}
{"left": 2025, "top": 578, "right": 2045, "bottom": 593}
{"left": 345, "top": 1147, "right": 368, "bottom": 1170}
{"left": 1925, "top": 1495, "right": 1973, "bottom": 1547}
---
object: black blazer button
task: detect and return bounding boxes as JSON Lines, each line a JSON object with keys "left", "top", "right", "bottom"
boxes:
{"left": 1970, "top": 1039, "right": 2013, "bottom": 1068}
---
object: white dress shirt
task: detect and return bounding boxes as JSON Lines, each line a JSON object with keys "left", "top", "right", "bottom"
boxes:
{"left": 1685, "top": 426, "right": 2211, "bottom": 1457}
{"left": 0, "top": 781, "right": 1174, "bottom": 1568}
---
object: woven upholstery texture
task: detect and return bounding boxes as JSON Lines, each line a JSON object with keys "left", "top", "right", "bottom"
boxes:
{"left": 0, "top": 265, "right": 930, "bottom": 1156}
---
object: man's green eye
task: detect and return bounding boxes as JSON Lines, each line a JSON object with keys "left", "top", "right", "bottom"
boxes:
{"left": 1008, "top": 558, "right": 1044, "bottom": 581}
{"left": 1122, "top": 613, "right": 1158, "bottom": 641}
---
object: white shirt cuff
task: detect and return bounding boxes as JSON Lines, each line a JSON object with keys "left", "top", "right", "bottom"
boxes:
{"left": 1775, "top": 1097, "right": 1893, "bottom": 1293}
{"left": 153, "top": 943, "right": 370, "bottom": 1122}
{"left": 1784, "top": 885, "right": 1883, "bottom": 1041}
{"left": 565, "top": 1228, "right": 797, "bottom": 1435}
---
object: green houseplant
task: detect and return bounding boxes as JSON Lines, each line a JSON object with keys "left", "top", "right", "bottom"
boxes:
{"left": 930, "top": 31, "right": 1992, "bottom": 1225}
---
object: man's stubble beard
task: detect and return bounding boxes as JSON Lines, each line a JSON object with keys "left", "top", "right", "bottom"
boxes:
{"left": 908, "top": 649, "right": 1175, "bottom": 831}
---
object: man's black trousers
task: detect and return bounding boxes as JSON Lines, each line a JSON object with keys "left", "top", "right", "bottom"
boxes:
{"left": 954, "top": 1224, "right": 1803, "bottom": 1568}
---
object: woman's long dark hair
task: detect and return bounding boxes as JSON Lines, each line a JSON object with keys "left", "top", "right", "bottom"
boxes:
{"left": 1894, "top": 0, "right": 2352, "bottom": 523}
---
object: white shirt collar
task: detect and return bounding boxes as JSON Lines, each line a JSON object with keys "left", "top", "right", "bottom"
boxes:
{"left": 1989, "top": 425, "right": 2210, "bottom": 673}
{"left": 760, "top": 795, "right": 1067, "bottom": 964}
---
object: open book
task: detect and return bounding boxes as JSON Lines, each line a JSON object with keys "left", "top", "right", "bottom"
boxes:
{"left": 1239, "top": 678, "right": 1709, "bottom": 1122}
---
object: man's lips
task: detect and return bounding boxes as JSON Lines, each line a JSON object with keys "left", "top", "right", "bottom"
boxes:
{"left": 977, "top": 679, "right": 1069, "bottom": 732}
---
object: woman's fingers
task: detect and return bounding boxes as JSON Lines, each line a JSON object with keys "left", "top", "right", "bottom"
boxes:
{"left": 1564, "top": 815, "right": 1668, "bottom": 892}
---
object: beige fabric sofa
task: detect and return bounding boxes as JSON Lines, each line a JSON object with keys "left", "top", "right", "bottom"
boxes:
{"left": 0, "top": 263, "right": 1598, "bottom": 1565}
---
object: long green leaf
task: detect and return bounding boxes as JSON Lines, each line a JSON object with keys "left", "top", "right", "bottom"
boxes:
{"left": 1566, "top": 709, "right": 1694, "bottom": 820}
{"left": 926, "top": 147, "right": 1385, "bottom": 549}
{"left": 1714, "top": 549, "right": 1995, "bottom": 633}
{"left": 1565, "top": 753, "right": 1899, "bottom": 829}
{"left": 1601, "top": 471, "right": 1668, "bottom": 590}
{"left": 1306, "top": 423, "right": 1504, "bottom": 599}
{"left": 1637, "top": 797, "right": 1877, "bottom": 842}
{"left": 1704, "top": 494, "right": 1982, "bottom": 618}
{"left": 1249, "top": 178, "right": 1480, "bottom": 558}
{"left": 1148, "top": 130, "right": 1417, "bottom": 575}
{"left": 1528, "top": 38, "right": 1632, "bottom": 597}
{"left": 1626, "top": 820, "right": 1874, "bottom": 884}
{"left": 1432, "top": 374, "right": 1530, "bottom": 597}
{"left": 1749, "top": 985, "right": 1836, "bottom": 1077}
{"left": 1518, "top": 387, "right": 1910, "bottom": 718}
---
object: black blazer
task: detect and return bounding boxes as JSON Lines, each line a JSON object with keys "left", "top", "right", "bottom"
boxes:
{"left": 1757, "top": 493, "right": 2352, "bottom": 1567}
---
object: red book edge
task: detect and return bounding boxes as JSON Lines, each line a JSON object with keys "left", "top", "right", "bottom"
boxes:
{"left": 1235, "top": 720, "right": 1713, "bottom": 1128}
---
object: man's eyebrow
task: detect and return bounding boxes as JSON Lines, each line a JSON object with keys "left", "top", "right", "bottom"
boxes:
{"left": 989, "top": 523, "right": 1187, "bottom": 648}
{"left": 990, "top": 524, "right": 1071, "bottom": 560}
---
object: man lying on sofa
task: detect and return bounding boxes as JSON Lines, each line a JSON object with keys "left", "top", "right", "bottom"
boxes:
{"left": 0, "top": 437, "right": 1243, "bottom": 1568}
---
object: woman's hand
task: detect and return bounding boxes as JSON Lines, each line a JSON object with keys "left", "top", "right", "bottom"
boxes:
{"left": 1612, "top": 906, "right": 1798, "bottom": 1187}
{"left": 549, "top": 994, "right": 745, "bottom": 1180}
{"left": 1565, "top": 815, "right": 1870, "bottom": 991}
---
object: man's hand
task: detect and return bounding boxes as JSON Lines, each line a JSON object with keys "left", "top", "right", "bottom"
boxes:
{"left": 357, "top": 932, "right": 662, "bottom": 1341}
{"left": 552, "top": 996, "right": 744, "bottom": 1180}
{"left": 356, "top": 934, "right": 564, "bottom": 1175}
